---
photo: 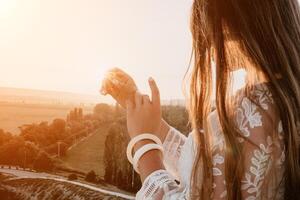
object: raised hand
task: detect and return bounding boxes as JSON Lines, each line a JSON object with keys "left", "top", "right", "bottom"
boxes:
{"left": 100, "top": 67, "right": 137, "bottom": 108}
{"left": 126, "top": 77, "right": 162, "bottom": 138}
{"left": 100, "top": 68, "right": 170, "bottom": 142}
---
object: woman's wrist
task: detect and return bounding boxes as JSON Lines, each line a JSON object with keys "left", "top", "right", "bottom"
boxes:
{"left": 133, "top": 139, "right": 155, "bottom": 153}
{"left": 138, "top": 149, "right": 164, "bottom": 182}
{"left": 132, "top": 137, "right": 165, "bottom": 182}
{"left": 130, "top": 119, "right": 169, "bottom": 182}
{"left": 132, "top": 119, "right": 169, "bottom": 152}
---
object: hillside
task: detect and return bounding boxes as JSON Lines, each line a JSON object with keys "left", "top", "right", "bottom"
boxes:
{"left": 0, "top": 168, "right": 135, "bottom": 199}
{"left": 62, "top": 125, "right": 110, "bottom": 177}
{"left": 0, "top": 178, "right": 129, "bottom": 200}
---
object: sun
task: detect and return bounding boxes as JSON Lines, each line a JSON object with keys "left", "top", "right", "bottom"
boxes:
{"left": 0, "top": 0, "right": 16, "bottom": 18}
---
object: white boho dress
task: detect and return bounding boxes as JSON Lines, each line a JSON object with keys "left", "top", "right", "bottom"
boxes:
{"left": 136, "top": 83, "right": 285, "bottom": 200}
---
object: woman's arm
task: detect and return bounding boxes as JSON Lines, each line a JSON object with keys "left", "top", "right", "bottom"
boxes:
{"left": 127, "top": 78, "right": 188, "bottom": 177}
{"left": 100, "top": 68, "right": 182, "bottom": 145}
{"left": 134, "top": 139, "right": 188, "bottom": 200}
{"left": 126, "top": 78, "right": 189, "bottom": 199}
{"left": 136, "top": 152, "right": 188, "bottom": 199}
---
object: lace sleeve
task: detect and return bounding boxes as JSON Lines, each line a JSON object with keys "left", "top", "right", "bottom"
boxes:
{"left": 236, "top": 86, "right": 285, "bottom": 199}
{"left": 210, "top": 84, "right": 285, "bottom": 199}
{"left": 162, "top": 127, "right": 187, "bottom": 180}
{"left": 136, "top": 169, "right": 188, "bottom": 200}
{"left": 135, "top": 128, "right": 189, "bottom": 200}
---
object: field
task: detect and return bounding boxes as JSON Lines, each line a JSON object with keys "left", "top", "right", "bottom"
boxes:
{"left": 62, "top": 125, "right": 110, "bottom": 177}
{"left": 0, "top": 102, "right": 92, "bottom": 134}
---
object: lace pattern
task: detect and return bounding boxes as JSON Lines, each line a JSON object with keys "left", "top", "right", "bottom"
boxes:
{"left": 162, "top": 127, "right": 187, "bottom": 180}
{"left": 136, "top": 170, "right": 179, "bottom": 199}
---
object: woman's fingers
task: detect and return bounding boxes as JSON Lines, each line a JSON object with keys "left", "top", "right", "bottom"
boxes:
{"left": 142, "top": 95, "right": 151, "bottom": 105}
{"left": 135, "top": 91, "right": 143, "bottom": 109}
{"left": 148, "top": 77, "right": 160, "bottom": 108}
{"left": 126, "top": 100, "right": 133, "bottom": 114}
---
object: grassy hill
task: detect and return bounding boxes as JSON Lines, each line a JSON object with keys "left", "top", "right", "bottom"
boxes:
{"left": 62, "top": 125, "right": 110, "bottom": 177}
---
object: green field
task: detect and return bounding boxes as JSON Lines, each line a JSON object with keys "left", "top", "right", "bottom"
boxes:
{"left": 62, "top": 125, "right": 110, "bottom": 177}
{"left": 0, "top": 103, "right": 92, "bottom": 134}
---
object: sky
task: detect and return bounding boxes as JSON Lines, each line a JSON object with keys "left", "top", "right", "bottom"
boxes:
{"left": 0, "top": 0, "right": 194, "bottom": 100}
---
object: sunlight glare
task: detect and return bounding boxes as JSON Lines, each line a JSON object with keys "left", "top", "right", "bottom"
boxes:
{"left": 97, "top": 66, "right": 114, "bottom": 94}
{"left": 0, "top": 0, "right": 16, "bottom": 18}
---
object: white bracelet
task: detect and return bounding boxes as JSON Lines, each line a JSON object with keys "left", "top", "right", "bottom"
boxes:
{"left": 132, "top": 143, "right": 164, "bottom": 174}
{"left": 126, "top": 133, "right": 162, "bottom": 164}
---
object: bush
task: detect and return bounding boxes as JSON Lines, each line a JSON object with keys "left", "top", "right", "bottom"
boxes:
{"left": 33, "top": 151, "right": 54, "bottom": 171}
{"left": 68, "top": 173, "right": 78, "bottom": 181}
{"left": 85, "top": 170, "right": 96, "bottom": 183}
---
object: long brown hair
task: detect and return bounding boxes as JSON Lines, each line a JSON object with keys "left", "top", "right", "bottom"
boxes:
{"left": 188, "top": 0, "right": 300, "bottom": 199}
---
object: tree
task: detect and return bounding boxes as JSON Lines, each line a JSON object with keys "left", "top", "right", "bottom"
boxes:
{"left": 0, "top": 130, "right": 13, "bottom": 147}
{"left": 78, "top": 108, "right": 83, "bottom": 120}
{"left": 0, "top": 137, "right": 25, "bottom": 166}
{"left": 85, "top": 170, "right": 97, "bottom": 183}
{"left": 21, "top": 141, "right": 39, "bottom": 168}
{"left": 33, "top": 151, "right": 54, "bottom": 171}
{"left": 93, "top": 103, "right": 114, "bottom": 123}
{"left": 162, "top": 105, "right": 191, "bottom": 135}
{"left": 51, "top": 119, "right": 66, "bottom": 133}
{"left": 103, "top": 122, "right": 141, "bottom": 192}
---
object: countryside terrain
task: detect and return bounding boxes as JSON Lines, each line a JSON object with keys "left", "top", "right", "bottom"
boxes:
{"left": 0, "top": 87, "right": 109, "bottom": 134}
{"left": 0, "top": 87, "right": 189, "bottom": 199}
{"left": 0, "top": 103, "right": 73, "bottom": 134}
{"left": 62, "top": 126, "right": 110, "bottom": 176}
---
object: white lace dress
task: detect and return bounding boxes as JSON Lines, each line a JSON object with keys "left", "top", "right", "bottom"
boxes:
{"left": 136, "top": 83, "right": 285, "bottom": 200}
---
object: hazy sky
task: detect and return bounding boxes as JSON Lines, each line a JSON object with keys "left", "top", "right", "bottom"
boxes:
{"left": 0, "top": 0, "right": 194, "bottom": 99}
{"left": 1, "top": 0, "right": 298, "bottom": 100}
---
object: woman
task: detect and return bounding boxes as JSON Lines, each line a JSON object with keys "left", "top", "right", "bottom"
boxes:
{"left": 103, "top": 0, "right": 300, "bottom": 199}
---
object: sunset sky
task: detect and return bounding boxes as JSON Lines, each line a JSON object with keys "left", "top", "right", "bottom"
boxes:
{"left": 3, "top": 0, "right": 295, "bottom": 100}
{"left": 0, "top": 0, "right": 195, "bottom": 100}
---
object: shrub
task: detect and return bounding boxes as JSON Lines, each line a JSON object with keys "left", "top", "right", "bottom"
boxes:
{"left": 33, "top": 151, "right": 54, "bottom": 171}
{"left": 68, "top": 173, "right": 78, "bottom": 181}
{"left": 85, "top": 170, "right": 96, "bottom": 183}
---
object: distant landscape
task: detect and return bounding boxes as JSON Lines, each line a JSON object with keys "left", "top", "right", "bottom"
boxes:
{"left": 0, "top": 87, "right": 109, "bottom": 106}
{"left": 0, "top": 87, "right": 111, "bottom": 134}
{"left": 0, "top": 87, "right": 189, "bottom": 199}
